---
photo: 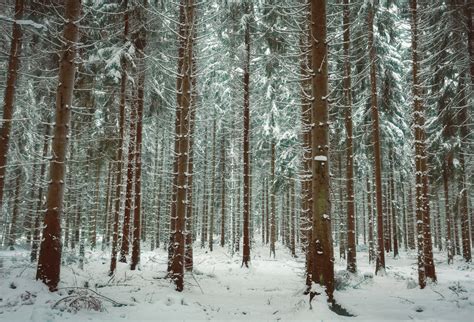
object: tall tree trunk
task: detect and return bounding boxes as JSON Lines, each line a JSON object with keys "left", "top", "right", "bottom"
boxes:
{"left": 342, "top": 0, "right": 356, "bottom": 274}
{"left": 201, "top": 133, "right": 208, "bottom": 248}
{"left": 36, "top": 0, "right": 82, "bottom": 291}
{"left": 7, "top": 170, "right": 22, "bottom": 250}
{"left": 407, "top": 186, "right": 416, "bottom": 250}
{"left": 368, "top": 2, "right": 386, "bottom": 275}
{"left": 390, "top": 151, "right": 399, "bottom": 258}
{"left": 457, "top": 77, "right": 471, "bottom": 263}
{"left": 270, "top": 142, "right": 276, "bottom": 258}
{"left": 410, "top": 0, "right": 436, "bottom": 286}
{"left": 209, "top": 118, "right": 216, "bottom": 251}
{"left": 120, "top": 94, "right": 137, "bottom": 263}
{"left": 401, "top": 182, "right": 408, "bottom": 251}
{"left": 290, "top": 180, "right": 296, "bottom": 257}
{"left": 102, "top": 161, "right": 113, "bottom": 251}
{"left": 170, "top": 0, "right": 194, "bottom": 291}
{"left": 185, "top": 53, "right": 198, "bottom": 271}
{"left": 110, "top": 0, "right": 130, "bottom": 276}
{"left": 310, "top": 0, "right": 334, "bottom": 302}
{"left": 0, "top": 0, "right": 24, "bottom": 211}
{"left": 131, "top": 10, "right": 147, "bottom": 270}
{"left": 90, "top": 163, "right": 100, "bottom": 250}
{"left": 220, "top": 137, "right": 226, "bottom": 247}
{"left": 338, "top": 154, "right": 346, "bottom": 260}
{"left": 242, "top": 3, "right": 251, "bottom": 267}
{"left": 31, "top": 122, "right": 50, "bottom": 262}
{"left": 367, "top": 175, "right": 375, "bottom": 263}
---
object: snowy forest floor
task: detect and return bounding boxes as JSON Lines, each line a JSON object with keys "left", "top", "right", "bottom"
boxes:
{"left": 1, "top": 243, "right": 473, "bottom": 321}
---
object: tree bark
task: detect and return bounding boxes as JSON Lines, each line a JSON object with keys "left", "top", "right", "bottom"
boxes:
{"left": 170, "top": 0, "right": 194, "bottom": 291}
{"left": 242, "top": 2, "right": 251, "bottom": 267}
{"left": 110, "top": 0, "right": 130, "bottom": 276}
{"left": 368, "top": 2, "right": 386, "bottom": 275}
{"left": 7, "top": 170, "right": 22, "bottom": 250}
{"left": 131, "top": 9, "right": 147, "bottom": 270}
{"left": 36, "top": 0, "right": 82, "bottom": 291}
{"left": 410, "top": 0, "right": 436, "bottom": 286}
{"left": 457, "top": 77, "right": 471, "bottom": 263}
{"left": 0, "top": 0, "right": 24, "bottom": 211}
{"left": 310, "top": 0, "right": 334, "bottom": 302}
{"left": 342, "top": 0, "right": 356, "bottom": 274}
{"left": 119, "top": 92, "right": 137, "bottom": 263}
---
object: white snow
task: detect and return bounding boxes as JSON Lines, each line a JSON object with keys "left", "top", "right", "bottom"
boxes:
{"left": 0, "top": 245, "right": 473, "bottom": 320}
{"left": 314, "top": 155, "right": 327, "bottom": 161}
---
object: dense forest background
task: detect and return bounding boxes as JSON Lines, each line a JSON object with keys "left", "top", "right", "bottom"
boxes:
{"left": 0, "top": 0, "right": 472, "bottom": 318}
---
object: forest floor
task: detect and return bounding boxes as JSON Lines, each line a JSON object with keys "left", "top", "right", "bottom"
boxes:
{"left": 0, "top": 242, "right": 473, "bottom": 321}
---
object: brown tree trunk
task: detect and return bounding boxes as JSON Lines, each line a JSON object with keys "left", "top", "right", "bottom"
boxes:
{"left": 200, "top": 134, "right": 209, "bottom": 248}
{"left": 407, "top": 186, "right": 416, "bottom": 250}
{"left": 90, "top": 163, "right": 100, "bottom": 250}
{"left": 368, "top": 3, "right": 386, "bottom": 275}
{"left": 110, "top": 0, "right": 130, "bottom": 276}
{"left": 0, "top": 0, "right": 24, "bottom": 211}
{"left": 310, "top": 0, "right": 334, "bottom": 302}
{"left": 270, "top": 142, "right": 276, "bottom": 258}
{"left": 401, "top": 182, "right": 408, "bottom": 251}
{"left": 242, "top": 2, "right": 251, "bottom": 267}
{"left": 367, "top": 175, "right": 375, "bottom": 263}
{"left": 106, "top": 162, "right": 116, "bottom": 249}
{"left": 220, "top": 137, "right": 226, "bottom": 247}
{"left": 36, "top": 0, "right": 82, "bottom": 291}
{"left": 390, "top": 152, "right": 399, "bottom": 258}
{"left": 131, "top": 11, "right": 147, "bottom": 270}
{"left": 102, "top": 161, "right": 113, "bottom": 251}
{"left": 170, "top": 0, "right": 194, "bottom": 291}
{"left": 457, "top": 77, "right": 471, "bottom": 263}
{"left": 342, "top": 0, "right": 356, "bottom": 274}
{"left": 120, "top": 93, "right": 137, "bottom": 263}
{"left": 185, "top": 53, "right": 198, "bottom": 271}
{"left": 410, "top": 0, "right": 436, "bottom": 286}
{"left": 290, "top": 180, "right": 296, "bottom": 257}
{"left": 338, "top": 154, "right": 346, "bottom": 260}
{"left": 7, "top": 170, "right": 21, "bottom": 250}
{"left": 31, "top": 122, "right": 50, "bottom": 262}
{"left": 299, "top": 24, "right": 313, "bottom": 288}
{"left": 209, "top": 118, "right": 216, "bottom": 251}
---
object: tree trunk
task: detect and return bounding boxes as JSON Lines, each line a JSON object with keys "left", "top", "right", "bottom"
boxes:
{"left": 310, "top": 0, "right": 334, "bottom": 302}
{"left": 120, "top": 93, "right": 137, "bottom": 263}
{"left": 209, "top": 118, "right": 216, "bottom": 251}
{"left": 270, "top": 142, "right": 276, "bottom": 258}
{"left": 342, "top": 0, "right": 356, "bottom": 274}
{"left": 0, "top": 0, "right": 24, "bottom": 211}
{"left": 7, "top": 170, "right": 22, "bottom": 250}
{"left": 170, "top": 0, "right": 194, "bottom": 291}
{"left": 410, "top": 0, "right": 436, "bottom": 286}
{"left": 90, "top": 163, "right": 100, "bottom": 250}
{"left": 390, "top": 151, "right": 398, "bottom": 258}
{"left": 36, "top": 0, "right": 82, "bottom": 291}
{"left": 457, "top": 77, "right": 471, "bottom": 263}
{"left": 242, "top": 3, "right": 251, "bottom": 267}
{"left": 185, "top": 53, "right": 198, "bottom": 271}
{"left": 102, "top": 161, "right": 113, "bottom": 251}
{"left": 110, "top": 0, "right": 130, "bottom": 276}
{"left": 407, "top": 186, "right": 416, "bottom": 250}
{"left": 367, "top": 175, "right": 375, "bottom": 263}
{"left": 31, "top": 123, "right": 50, "bottom": 262}
{"left": 131, "top": 11, "right": 147, "bottom": 270}
{"left": 368, "top": 2, "right": 386, "bottom": 275}
{"left": 220, "top": 137, "right": 226, "bottom": 247}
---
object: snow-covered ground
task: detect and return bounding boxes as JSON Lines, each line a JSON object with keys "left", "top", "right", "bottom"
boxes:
{"left": 1, "top": 243, "right": 473, "bottom": 321}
